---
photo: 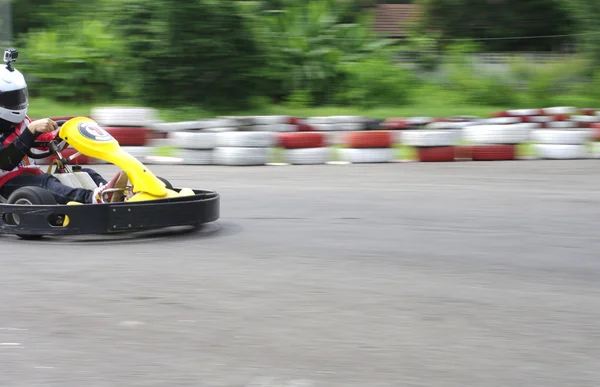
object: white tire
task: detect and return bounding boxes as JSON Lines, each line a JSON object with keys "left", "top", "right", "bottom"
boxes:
{"left": 176, "top": 149, "right": 214, "bottom": 165}
{"left": 402, "top": 130, "right": 460, "bottom": 147}
{"left": 213, "top": 147, "right": 270, "bottom": 166}
{"left": 311, "top": 123, "right": 336, "bottom": 131}
{"left": 284, "top": 147, "right": 332, "bottom": 165}
{"left": 484, "top": 117, "right": 521, "bottom": 125}
{"left": 531, "top": 129, "right": 592, "bottom": 145}
{"left": 146, "top": 138, "right": 177, "bottom": 148}
{"left": 534, "top": 144, "right": 588, "bottom": 159}
{"left": 171, "top": 132, "right": 216, "bottom": 150}
{"left": 507, "top": 109, "right": 541, "bottom": 116}
{"left": 406, "top": 117, "right": 434, "bottom": 126}
{"left": 333, "top": 122, "right": 365, "bottom": 131}
{"left": 247, "top": 124, "right": 296, "bottom": 133}
{"left": 209, "top": 118, "right": 243, "bottom": 128}
{"left": 215, "top": 131, "right": 275, "bottom": 148}
{"left": 332, "top": 116, "right": 368, "bottom": 124}
{"left": 203, "top": 127, "right": 237, "bottom": 133}
{"left": 463, "top": 124, "right": 531, "bottom": 144}
{"left": 542, "top": 106, "right": 577, "bottom": 115}
{"left": 425, "top": 121, "right": 469, "bottom": 130}
{"left": 528, "top": 116, "right": 553, "bottom": 123}
{"left": 250, "top": 115, "right": 291, "bottom": 125}
{"left": 325, "top": 132, "right": 344, "bottom": 146}
{"left": 546, "top": 121, "right": 578, "bottom": 129}
{"left": 572, "top": 115, "right": 600, "bottom": 124}
{"left": 91, "top": 107, "right": 160, "bottom": 127}
{"left": 150, "top": 120, "right": 234, "bottom": 132}
{"left": 338, "top": 148, "right": 395, "bottom": 163}
{"left": 519, "top": 122, "right": 543, "bottom": 130}
{"left": 305, "top": 117, "right": 335, "bottom": 125}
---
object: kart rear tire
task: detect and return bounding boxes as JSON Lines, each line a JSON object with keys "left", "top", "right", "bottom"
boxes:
{"left": 7, "top": 186, "right": 58, "bottom": 240}
{"left": 156, "top": 176, "right": 173, "bottom": 190}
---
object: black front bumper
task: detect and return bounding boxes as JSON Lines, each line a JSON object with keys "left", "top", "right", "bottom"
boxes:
{"left": 0, "top": 189, "right": 220, "bottom": 237}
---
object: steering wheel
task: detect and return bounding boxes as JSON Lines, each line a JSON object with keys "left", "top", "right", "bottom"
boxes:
{"left": 25, "top": 120, "right": 68, "bottom": 160}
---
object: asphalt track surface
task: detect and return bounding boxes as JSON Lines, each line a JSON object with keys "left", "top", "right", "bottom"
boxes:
{"left": 1, "top": 160, "right": 599, "bottom": 387}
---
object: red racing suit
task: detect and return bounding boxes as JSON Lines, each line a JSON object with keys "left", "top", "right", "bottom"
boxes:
{"left": 0, "top": 116, "right": 57, "bottom": 188}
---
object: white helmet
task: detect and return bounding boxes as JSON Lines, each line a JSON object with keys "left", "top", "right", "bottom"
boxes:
{"left": 0, "top": 49, "right": 28, "bottom": 124}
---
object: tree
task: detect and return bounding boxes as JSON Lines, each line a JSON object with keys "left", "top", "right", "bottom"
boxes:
{"left": 248, "top": 0, "right": 394, "bottom": 105}
{"left": 113, "top": 0, "right": 267, "bottom": 109}
{"left": 560, "top": 0, "right": 600, "bottom": 66}
{"left": 414, "top": 0, "right": 577, "bottom": 52}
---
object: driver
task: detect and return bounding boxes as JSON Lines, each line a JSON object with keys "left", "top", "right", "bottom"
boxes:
{"left": 0, "top": 53, "right": 128, "bottom": 204}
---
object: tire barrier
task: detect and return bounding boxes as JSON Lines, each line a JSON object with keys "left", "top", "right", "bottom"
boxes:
{"left": 338, "top": 148, "right": 396, "bottom": 164}
{"left": 403, "top": 128, "right": 461, "bottom": 162}
{"left": 212, "top": 131, "right": 275, "bottom": 166}
{"left": 91, "top": 107, "right": 160, "bottom": 128}
{"left": 592, "top": 123, "right": 600, "bottom": 142}
{"left": 339, "top": 131, "right": 395, "bottom": 164}
{"left": 278, "top": 132, "right": 332, "bottom": 165}
{"left": 34, "top": 106, "right": 600, "bottom": 166}
{"left": 531, "top": 128, "right": 593, "bottom": 160}
{"left": 471, "top": 145, "right": 517, "bottom": 161}
{"left": 417, "top": 146, "right": 457, "bottom": 162}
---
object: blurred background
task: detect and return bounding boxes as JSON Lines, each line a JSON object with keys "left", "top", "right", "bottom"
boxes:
{"left": 2, "top": 3, "right": 600, "bottom": 387}
{"left": 1, "top": 0, "right": 599, "bottom": 121}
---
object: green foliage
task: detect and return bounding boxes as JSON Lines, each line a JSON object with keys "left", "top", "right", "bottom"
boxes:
{"left": 11, "top": 0, "right": 104, "bottom": 37}
{"left": 400, "top": 32, "right": 441, "bottom": 72}
{"left": 440, "top": 42, "right": 593, "bottom": 108}
{"left": 560, "top": 0, "right": 600, "bottom": 66}
{"left": 335, "top": 54, "right": 416, "bottom": 108}
{"left": 112, "top": 0, "right": 267, "bottom": 110}
{"left": 444, "top": 69, "right": 518, "bottom": 107}
{"left": 9, "top": 0, "right": 600, "bottom": 112}
{"left": 17, "top": 19, "right": 126, "bottom": 102}
{"left": 250, "top": 0, "right": 395, "bottom": 106}
{"left": 415, "top": 0, "right": 577, "bottom": 52}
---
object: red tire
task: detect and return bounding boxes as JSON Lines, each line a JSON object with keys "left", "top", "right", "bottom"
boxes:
{"left": 104, "top": 127, "right": 149, "bottom": 146}
{"left": 491, "top": 110, "right": 509, "bottom": 118}
{"left": 149, "top": 131, "right": 169, "bottom": 139}
{"left": 591, "top": 123, "right": 600, "bottom": 141}
{"left": 577, "top": 121, "right": 594, "bottom": 129}
{"left": 552, "top": 114, "right": 570, "bottom": 121}
{"left": 417, "top": 146, "right": 455, "bottom": 162}
{"left": 519, "top": 116, "right": 537, "bottom": 123}
{"left": 581, "top": 108, "right": 596, "bottom": 116}
{"left": 278, "top": 132, "right": 325, "bottom": 149}
{"left": 297, "top": 124, "right": 314, "bottom": 132}
{"left": 382, "top": 118, "right": 409, "bottom": 130}
{"left": 454, "top": 145, "right": 473, "bottom": 160}
{"left": 346, "top": 131, "right": 393, "bottom": 148}
{"left": 472, "top": 145, "right": 516, "bottom": 161}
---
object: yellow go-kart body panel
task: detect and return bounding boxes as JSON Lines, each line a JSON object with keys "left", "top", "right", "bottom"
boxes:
{"left": 59, "top": 117, "right": 191, "bottom": 202}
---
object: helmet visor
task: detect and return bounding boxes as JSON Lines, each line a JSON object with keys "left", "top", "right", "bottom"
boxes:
{"left": 0, "top": 88, "right": 28, "bottom": 110}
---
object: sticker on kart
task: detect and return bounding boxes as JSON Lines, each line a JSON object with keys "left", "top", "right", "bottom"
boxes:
{"left": 78, "top": 121, "right": 115, "bottom": 142}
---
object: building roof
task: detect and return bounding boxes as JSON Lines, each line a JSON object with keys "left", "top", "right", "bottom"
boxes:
{"left": 373, "top": 3, "right": 421, "bottom": 37}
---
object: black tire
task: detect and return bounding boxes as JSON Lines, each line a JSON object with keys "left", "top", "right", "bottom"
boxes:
{"left": 7, "top": 186, "right": 58, "bottom": 240}
{"left": 157, "top": 176, "right": 173, "bottom": 190}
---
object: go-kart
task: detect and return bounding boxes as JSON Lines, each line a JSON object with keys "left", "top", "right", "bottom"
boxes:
{"left": 0, "top": 117, "right": 220, "bottom": 239}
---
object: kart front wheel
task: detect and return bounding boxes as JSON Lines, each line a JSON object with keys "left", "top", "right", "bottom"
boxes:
{"left": 7, "top": 186, "right": 58, "bottom": 240}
